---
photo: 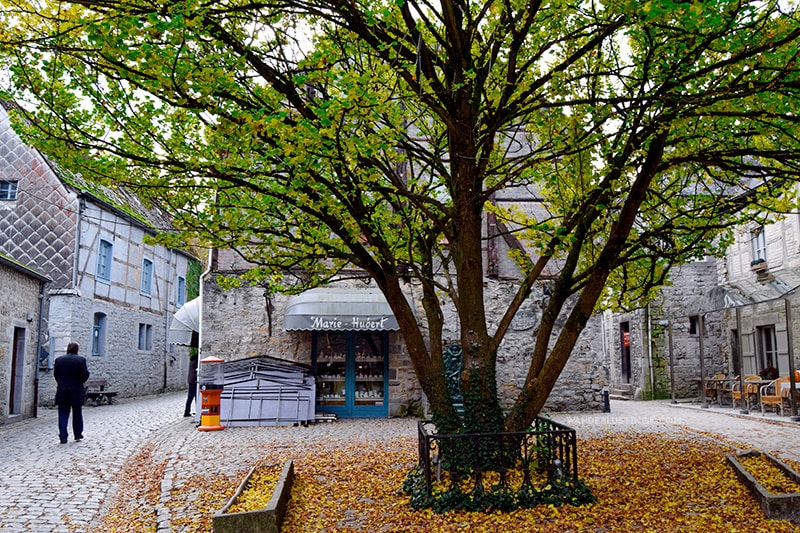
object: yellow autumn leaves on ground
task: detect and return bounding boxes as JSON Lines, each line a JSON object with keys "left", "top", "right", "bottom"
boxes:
{"left": 737, "top": 453, "right": 800, "bottom": 495}
{"left": 277, "top": 434, "right": 800, "bottom": 533}
{"left": 225, "top": 464, "right": 282, "bottom": 514}
{"left": 95, "top": 430, "right": 800, "bottom": 532}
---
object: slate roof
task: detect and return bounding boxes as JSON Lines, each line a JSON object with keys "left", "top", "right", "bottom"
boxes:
{"left": 0, "top": 100, "right": 174, "bottom": 234}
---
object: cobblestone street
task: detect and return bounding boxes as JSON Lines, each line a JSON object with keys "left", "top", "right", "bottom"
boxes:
{"left": 1, "top": 392, "right": 799, "bottom": 532}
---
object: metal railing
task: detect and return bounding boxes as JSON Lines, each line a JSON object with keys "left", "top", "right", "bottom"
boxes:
{"left": 417, "top": 417, "right": 578, "bottom": 495}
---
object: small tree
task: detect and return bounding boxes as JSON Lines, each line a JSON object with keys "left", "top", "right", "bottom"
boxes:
{"left": 1, "top": 0, "right": 799, "bottom": 434}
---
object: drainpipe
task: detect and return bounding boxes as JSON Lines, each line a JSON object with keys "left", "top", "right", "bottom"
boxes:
{"left": 72, "top": 195, "right": 85, "bottom": 289}
{"left": 33, "top": 280, "right": 49, "bottom": 417}
{"left": 163, "top": 249, "right": 173, "bottom": 390}
{"left": 199, "top": 248, "right": 213, "bottom": 356}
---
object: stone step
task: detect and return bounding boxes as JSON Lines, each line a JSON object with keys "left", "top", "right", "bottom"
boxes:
{"left": 609, "top": 384, "right": 635, "bottom": 400}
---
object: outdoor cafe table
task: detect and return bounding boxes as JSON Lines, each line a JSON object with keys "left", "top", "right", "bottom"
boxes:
{"left": 689, "top": 377, "right": 739, "bottom": 406}
{"left": 737, "top": 379, "right": 773, "bottom": 410}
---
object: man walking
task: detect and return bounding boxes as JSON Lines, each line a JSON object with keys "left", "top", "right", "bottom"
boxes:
{"left": 54, "top": 342, "right": 90, "bottom": 443}
{"left": 184, "top": 353, "right": 198, "bottom": 417}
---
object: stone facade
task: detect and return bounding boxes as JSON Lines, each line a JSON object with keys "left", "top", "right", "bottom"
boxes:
{"left": 718, "top": 211, "right": 800, "bottom": 379}
{"left": 201, "top": 274, "right": 423, "bottom": 417}
{"left": 0, "top": 256, "right": 48, "bottom": 424}
{"left": 437, "top": 278, "right": 607, "bottom": 413}
{"left": 0, "top": 103, "right": 196, "bottom": 405}
{"left": 607, "top": 204, "right": 800, "bottom": 402}
{"left": 605, "top": 260, "right": 729, "bottom": 401}
{"left": 202, "top": 250, "right": 607, "bottom": 417}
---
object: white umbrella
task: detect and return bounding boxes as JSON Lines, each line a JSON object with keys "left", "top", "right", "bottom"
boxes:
{"left": 169, "top": 297, "right": 201, "bottom": 346}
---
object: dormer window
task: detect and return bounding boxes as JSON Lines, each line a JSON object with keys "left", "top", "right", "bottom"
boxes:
{"left": 0, "top": 180, "right": 18, "bottom": 200}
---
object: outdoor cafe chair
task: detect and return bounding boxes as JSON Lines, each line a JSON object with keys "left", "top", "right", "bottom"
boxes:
{"left": 760, "top": 376, "right": 790, "bottom": 416}
{"left": 731, "top": 375, "right": 760, "bottom": 410}
{"left": 705, "top": 373, "right": 726, "bottom": 404}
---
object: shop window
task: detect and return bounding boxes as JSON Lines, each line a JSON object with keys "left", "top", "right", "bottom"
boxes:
{"left": 313, "top": 331, "right": 388, "bottom": 417}
{"left": 0, "top": 180, "right": 18, "bottom": 200}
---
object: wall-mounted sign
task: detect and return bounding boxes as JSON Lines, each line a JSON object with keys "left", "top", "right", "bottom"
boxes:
{"left": 511, "top": 310, "right": 537, "bottom": 331}
{"left": 306, "top": 315, "right": 393, "bottom": 331}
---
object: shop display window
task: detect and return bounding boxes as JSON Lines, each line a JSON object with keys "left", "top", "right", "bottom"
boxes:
{"left": 313, "top": 330, "right": 388, "bottom": 417}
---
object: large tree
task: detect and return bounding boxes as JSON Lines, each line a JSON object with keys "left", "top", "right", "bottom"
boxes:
{"left": 1, "top": 0, "right": 799, "bottom": 433}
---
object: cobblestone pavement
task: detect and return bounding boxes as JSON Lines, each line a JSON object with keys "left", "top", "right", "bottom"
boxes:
{"left": 553, "top": 399, "right": 800, "bottom": 463}
{"left": 1, "top": 392, "right": 799, "bottom": 532}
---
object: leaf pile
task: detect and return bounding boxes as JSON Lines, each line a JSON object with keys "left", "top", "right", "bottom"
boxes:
{"left": 169, "top": 474, "right": 238, "bottom": 533}
{"left": 225, "top": 464, "right": 282, "bottom": 514}
{"left": 737, "top": 454, "right": 800, "bottom": 495}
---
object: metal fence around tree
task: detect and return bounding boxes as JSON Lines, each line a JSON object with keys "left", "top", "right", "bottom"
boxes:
{"left": 416, "top": 417, "right": 579, "bottom": 496}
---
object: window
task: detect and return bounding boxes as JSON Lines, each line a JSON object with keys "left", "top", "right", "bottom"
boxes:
{"left": 96, "top": 239, "right": 113, "bottom": 282}
{"left": 751, "top": 227, "right": 766, "bottom": 263}
{"left": 0, "top": 180, "right": 18, "bottom": 200}
{"left": 756, "top": 325, "right": 777, "bottom": 371}
{"left": 141, "top": 258, "right": 153, "bottom": 295}
{"left": 92, "top": 313, "right": 107, "bottom": 356}
{"left": 138, "top": 324, "right": 153, "bottom": 351}
{"left": 176, "top": 275, "right": 186, "bottom": 307}
{"left": 689, "top": 315, "right": 700, "bottom": 335}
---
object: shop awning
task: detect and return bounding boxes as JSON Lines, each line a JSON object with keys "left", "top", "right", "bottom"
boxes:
{"left": 169, "top": 297, "right": 201, "bottom": 346}
{"left": 284, "top": 287, "right": 400, "bottom": 331}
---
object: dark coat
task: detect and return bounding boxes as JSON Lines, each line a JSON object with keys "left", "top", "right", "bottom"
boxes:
{"left": 188, "top": 355, "right": 198, "bottom": 386}
{"left": 54, "top": 353, "right": 90, "bottom": 406}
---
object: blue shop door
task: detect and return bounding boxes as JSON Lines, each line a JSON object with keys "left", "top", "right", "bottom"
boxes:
{"left": 313, "top": 331, "right": 388, "bottom": 418}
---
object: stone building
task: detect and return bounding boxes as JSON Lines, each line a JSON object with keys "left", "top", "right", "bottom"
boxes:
{"left": 0, "top": 253, "right": 49, "bottom": 424}
{"left": 716, "top": 214, "right": 800, "bottom": 379}
{"left": 0, "top": 103, "right": 197, "bottom": 405}
{"left": 604, "top": 260, "right": 730, "bottom": 401}
{"left": 193, "top": 174, "right": 611, "bottom": 418}
{"left": 201, "top": 241, "right": 609, "bottom": 418}
{"left": 605, "top": 205, "right": 800, "bottom": 404}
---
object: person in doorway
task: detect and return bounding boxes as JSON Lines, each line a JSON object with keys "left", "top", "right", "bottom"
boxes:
{"left": 54, "top": 342, "right": 90, "bottom": 443}
{"left": 184, "top": 353, "right": 198, "bottom": 417}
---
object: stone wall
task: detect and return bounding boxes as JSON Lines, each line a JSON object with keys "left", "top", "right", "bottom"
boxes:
{"left": 618, "top": 260, "right": 728, "bottom": 400}
{"left": 434, "top": 278, "right": 608, "bottom": 413}
{"left": 0, "top": 262, "right": 44, "bottom": 423}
